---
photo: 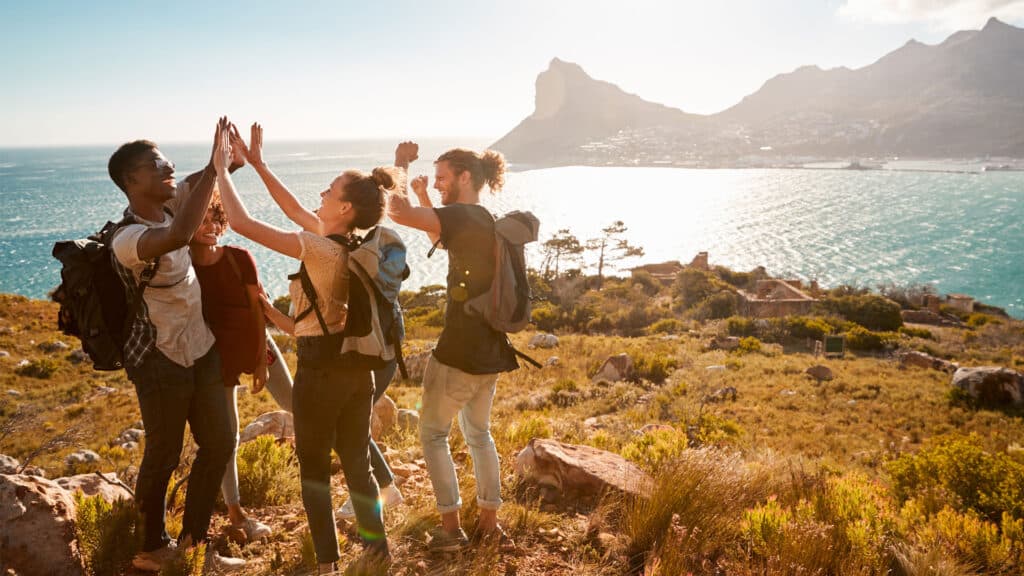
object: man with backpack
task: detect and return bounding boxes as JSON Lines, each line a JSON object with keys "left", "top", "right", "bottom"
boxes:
{"left": 388, "top": 147, "right": 536, "bottom": 550}
{"left": 105, "top": 119, "right": 239, "bottom": 571}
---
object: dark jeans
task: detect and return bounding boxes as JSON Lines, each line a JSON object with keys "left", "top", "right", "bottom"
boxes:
{"left": 294, "top": 334, "right": 387, "bottom": 564}
{"left": 126, "top": 347, "right": 233, "bottom": 552}
{"left": 369, "top": 360, "right": 397, "bottom": 488}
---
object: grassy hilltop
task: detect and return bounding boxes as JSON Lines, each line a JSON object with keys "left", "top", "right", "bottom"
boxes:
{"left": 2, "top": 262, "right": 1024, "bottom": 575}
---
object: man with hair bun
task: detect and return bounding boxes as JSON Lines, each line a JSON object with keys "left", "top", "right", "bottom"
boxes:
{"left": 388, "top": 147, "right": 518, "bottom": 551}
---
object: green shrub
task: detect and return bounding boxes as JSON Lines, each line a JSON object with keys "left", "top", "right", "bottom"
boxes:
{"left": 504, "top": 415, "right": 552, "bottom": 447}
{"left": 786, "top": 316, "right": 836, "bottom": 340}
{"left": 674, "top": 269, "right": 733, "bottom": 310}
{"left": 237, "top": 435, "right": 300, "bottom": 507}
{"left": 630, "top": 270, "right": 662, "bottom": 296}
{"left": 74, "top": 493, "right": 140, "bottom": 576}
{"left": 899, "top": 325, "right": 935, "bottom": 340}
{"left": 15, "top": 357, "right": 59, "bottom": 379}
{"left": 967, "top": 313, "right": 992, "bottom": 328}
{"left": 845, "top": 326, "right": 899, "bottom": 351}
{"left": 887, "top": 434, "right": 1024, "bottom": 522}
{"left": 909, "top": 506, "right": 1024, "bottom": 573}
{"left": 696, "top": 291, "right": 738, "bottom": 320}
{"left": 696, "top": 413, "right": 745, "bottom": 446}
{"left": 633, "top": 352, "right": 678, "bottom": 384}
{"left": 725, "top": 316, "right": 757, "bottom": 337}
{"left": 531, "top": 303, "right": 559, "bottom": 332}
{"left": 621, "top": 428, "right": 688, "bottom": 470}
{"left": 647, "top": 318, "right": 683, "bottom": 335}
{"left": 737, "top": 336, "right": 763, "bottom": 354}
{"left": 817, "top": 294, "right": 903, "bottom": 331}
{"left": 163, "top": 542, "right": 205, "bottom": 576}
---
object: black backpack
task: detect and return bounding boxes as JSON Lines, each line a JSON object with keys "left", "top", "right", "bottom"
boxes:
{"left": 51, "top": 214, "right": 159, "bottom": 370}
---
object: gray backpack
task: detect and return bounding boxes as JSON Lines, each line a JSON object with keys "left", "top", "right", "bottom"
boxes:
{"left": 464, "top": 210, "right": 540, "bottom": 333}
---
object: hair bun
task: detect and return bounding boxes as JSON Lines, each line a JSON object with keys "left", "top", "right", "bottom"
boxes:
{"left": 480, "top": 150, "right": 506, "bottom": 192}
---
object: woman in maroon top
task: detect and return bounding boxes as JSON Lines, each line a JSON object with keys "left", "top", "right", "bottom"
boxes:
{"left": 190, "top": 196, "right": 293, "bottom": 542}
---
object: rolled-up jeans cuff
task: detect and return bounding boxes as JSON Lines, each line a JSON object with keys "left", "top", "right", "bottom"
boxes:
{"left": 436, "top": 500, "right": 462, "bottom": 515}
{"left": 477, "top": 497, "right": 501, "bottom": 511}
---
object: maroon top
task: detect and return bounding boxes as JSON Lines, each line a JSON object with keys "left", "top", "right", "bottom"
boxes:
{"left": 194, "top": 246, "right": 261, "bottom": 385}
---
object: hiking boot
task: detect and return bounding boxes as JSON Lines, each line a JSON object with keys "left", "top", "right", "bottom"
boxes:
{"left": 233, "top": 517, "right": 272, "bottom": 541}
{"left": 426, "top": 526, "right": 469, "bottom": 552}
{"left": 131, "top": 542, "right": 178, "bottom": 572}
{"left": 337, "top": 483, "right": 404, "bottom": 520}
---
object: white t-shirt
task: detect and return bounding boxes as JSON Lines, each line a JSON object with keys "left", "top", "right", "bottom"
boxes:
{"left": 288, "top": 231, "right": 350, "bottom": 337}
{"left": 111, "top": 181, "right": 215, "bottom": 367}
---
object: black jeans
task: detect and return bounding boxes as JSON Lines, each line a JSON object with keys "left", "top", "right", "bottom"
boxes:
{"left": 294, "top": 334, "right": 387, "bottom": 564}
{"left": 126, "top": 347, "right": 233, "bottom": 552}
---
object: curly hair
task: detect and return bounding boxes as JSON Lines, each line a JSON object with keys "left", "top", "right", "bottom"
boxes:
{"left": 207, "top": 192, "right": 229, "bottom": 236}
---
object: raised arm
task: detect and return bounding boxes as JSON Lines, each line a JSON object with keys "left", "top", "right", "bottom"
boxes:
{"left": 135, "top": 118, "right": 226, "bottom": 261}
{"left": 232, "top": 123, "right": 320, "bottom": 233}
{"left": 214, "top": 128, "right": 302, "bottom": 259}
{"left": 388, "top": 174, "right": 441, "bottom": 245}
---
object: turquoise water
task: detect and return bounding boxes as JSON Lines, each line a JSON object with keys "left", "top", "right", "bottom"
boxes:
{"left": 1, "top": 142, "right": 1022, "bottom": 317}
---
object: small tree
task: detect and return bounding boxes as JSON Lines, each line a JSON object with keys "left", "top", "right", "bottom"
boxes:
{"left": 541, "top": 229, "right": 584, "bottom": 279}
{"left": 586, "top": 221, "right": 644, "bottom": 288}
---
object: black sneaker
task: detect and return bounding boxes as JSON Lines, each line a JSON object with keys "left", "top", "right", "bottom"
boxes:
{"left": 426, "top": 526, "right": 469, "bottom": 552}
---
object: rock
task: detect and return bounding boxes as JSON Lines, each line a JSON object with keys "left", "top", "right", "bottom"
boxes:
{"left": 15, "top": 359, "right": 29, "bottom": 368}
{"left": 68, "top": 349, "right": 88, "bottom": 364}
{"left": 402, "top": 349, "right": 433, "bottom": 382}
{"left": 0, "top": 350, "right": 9, "bottom": 358}
{"left": 95, "top": 386, "right": 117, "bottom": 395}
{"left": 516, "top": 393, "right": 549, "bottom": 411}
{"left": 22, "top": 466, "right": 47, "bottom": 478}
{"left": 514, "top": 438, "right": 652, "bottom": 502}
{"left": 64, "top": 450, "right": 100, "bottom": 467}
{"left": 805, "top": 365, "right": 834, "bottom": 382}
{"left": 0, "top": 453, "right": 20, "bottom": 474}
{"left": 592, "top": 354, "right": 633, "bottom": 383}
{"left": 390, "top": 463, "right": 419, "bottom": 478}
{"left": 0, "top": 474, "right": 84, "bottom": 576}
{"left": 706, "top": 336, "right": 740, "bottom": 351}
{"left": 952, "top": 366, "right": 1024, "bottom": 405}
{"left": 545, "top": 356, "right": 560, "bottom": 367}
{"left": 529, "top": 333, "right": 559, "bottom": 349}
{"left": 583, "top": 417, "right": 603, "bottom": 430}
{"left": 705, "top": 365, "right": 727, "bottom": 372}
{"left": 596, "top": 532, "right": 619, "bottom": 550}
{"left": 0, "top": 326, "right": 12, "bottom": 335}
{"left": 6, "top": 389, "right": 20, "bottom": 397}
{"left": 224, "top": 524, "right": 248, "bottom": 545}
{"left": 240, "top": 411, "right": 294, "bottom": 443}
{"left": 121, "top": 442, "right": 138, "bottom": 451}
{"left": 396, "top": 409, "right": 419, "bottom": 432}
{"left": 898, "top": 350, "right": 958, "bottom": 373}
{"left": 702, "top": 386, "right": 738, "bottom": 403}
{"left": 54, "top": 472, "right": 132, "bottom": 504}
{"left": 780, "top": 389, "right": 797, "bottom": 396}
{"left": 38, "top": 340, "right": 71, "bottom": 353}
{"left": 114, "top": 428, "right": 145, "bottom": 445}
{"left": 371, "top": 395, "right": 398, "bottom": 440}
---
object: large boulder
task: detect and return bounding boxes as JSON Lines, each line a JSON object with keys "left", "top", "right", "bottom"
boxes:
{"left": 240, "top": 411, "right": 294, "bottom": 443}
{"left": 952, "top": 367, "right": 1024, "bottom": 405}
{"left": 371, "top": 395, "right": 398, "bottom": 440}
{"left": 592, "top": 354, "right": 633, "bottom": 383}
{"left": 805, "top": 365, "right": 834, "bottom": 382}
{"left": 0, "top": 474, "right": 83, "bottom": 576}
{"left": 55, "top": 472, "right": 133, "bottom": 504}
{"left": 0, "top": 454, "right": 19, "bottom": 474}
{"left": 899, "top": 350, "right": 958, "bottom": 373}
{"left": 514, "top": 438, "right": 651, "bottom": 502}
{"left": 529, "top": 333, "right": 559, "bottom": 349}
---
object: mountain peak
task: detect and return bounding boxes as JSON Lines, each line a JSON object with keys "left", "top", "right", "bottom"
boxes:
{"left": 983, "top": 16, "right": 1008, "bottom": 31}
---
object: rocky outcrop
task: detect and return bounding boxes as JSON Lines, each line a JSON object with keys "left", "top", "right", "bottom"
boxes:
{"left": 240, "top": 411, "right": 294, "bottom": 443}
{"left": 899, "top": 350, "right": 958, "bottom": 373}
{"left": 529, "top": 333, "right": 559, "bottom": 349}
{"left": 592, "top": 354, "right": 633, "bottom": 383}
{"left": 54, "top": 472, "right": 132, "bottom": 504}
{"left": 371, "top": 395, "right": 398, "bottom": 440}
{"left": 514, "top": 438, "right": 651, "bottom": 502}
{"left": 805, "top": 365, "right": 834, "bottom": 382}
{"left": 952, "top": 367, "right": 1024, "bottom": 405}
{"left": 0, "top": 474, "right": 83, "bottom": 576}
{"left": 0, "top": 454, "right": 19, "bottom": 474}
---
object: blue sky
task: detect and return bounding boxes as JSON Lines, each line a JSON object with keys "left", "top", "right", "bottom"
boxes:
{"left": 2, "top": 0, "right": 1022, "bottom": 146}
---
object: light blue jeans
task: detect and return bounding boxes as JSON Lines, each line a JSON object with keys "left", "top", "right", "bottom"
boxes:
{"left": 221, "top": 334, "right": 294, "bottom": 506}
{"left": 419, "top": 356, "right": 502, "bottom": 514}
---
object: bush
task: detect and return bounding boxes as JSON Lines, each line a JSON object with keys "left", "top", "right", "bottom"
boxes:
{"left": 504, "top": 415, "right": 552, "bottom": 447}
{"left": 899, "top": 325, "right": 935, "bottom": 340}
{"left": 695, "top": 291, "right": 738, "bottom": 320}
{"left": 633, "top": 352, "right": 678, "bottom": 384}
{"left": 74, "top": 493, "right": 140, "bottom": 576}
{"left": 647, "top": 318, "right": 683, "bottom": 335}
{"left": 15, "top": 357, "right": 59, "bottom": 379}
{"left": 674, "top": 269, "right": 731, "bottom": 310}
{"left": 887, "top": 435, "right": 1024, "bottom": 522}
{"left": 967, "top": 313, "right": 993, "bottom": 328}
{"left": 786, "top": 316, "right": 837, "bottom": 340}
{"left": 630, "top": 270, "right": 662, "bottom": 296}
{"left": 531, "top": 303, "right": 559, "bottom": 332}
{"left": 845, "top": 326, "right": 899, "bottom": 352}
{"left": 725, "top": 316, "right": 757, "bottom": 337}
{"left": 817, "top": 294, "right": 903, "bottom": 331}
{"left": 621, "top": 428, "right": 689, "bottom": 470}
{"left": 737, "top": 336, "right": 762, "bottom": 354}
{"left": 237, "top": 435, "right": 300, "bottom": 507}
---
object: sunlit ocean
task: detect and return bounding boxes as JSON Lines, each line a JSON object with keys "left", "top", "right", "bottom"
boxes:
{"left": 1, "top": 141, "right": 1021, "bottom": 317}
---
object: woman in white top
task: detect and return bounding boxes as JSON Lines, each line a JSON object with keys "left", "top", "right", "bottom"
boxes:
{"left": 213, "top": 124, "right": 396, "bottom": 573}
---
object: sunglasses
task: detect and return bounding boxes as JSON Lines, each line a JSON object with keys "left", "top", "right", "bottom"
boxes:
{"left": 134, "top": 156, "right": 175, "bottom": 172}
